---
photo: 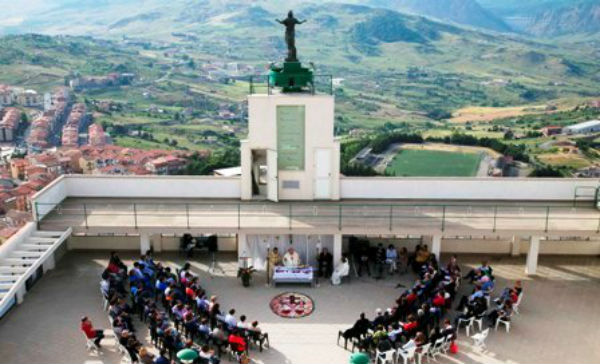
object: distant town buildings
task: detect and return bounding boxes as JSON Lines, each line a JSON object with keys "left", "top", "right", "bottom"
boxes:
{"left": 0, "top": 84, "right": 44, "bottom": 108}
{"left": 0, "top": 108, "right": 21, "bottom": 142}
{"left": 88, "top": 123, "right": 106, "bottom": 146}
{"left": 540, "top": 125, "right": 562, "bottom": 137}
{"left": 69, "top": 73, "right": 135, "bottom": 90}
{"left": 61, "top": 103, "right": 87, "bottom": 148}
{"left": 27, "top": 87, "right": 71, "bottom": 151}
{"left": 563, "top": 120, "right": 600, "bottom": 135}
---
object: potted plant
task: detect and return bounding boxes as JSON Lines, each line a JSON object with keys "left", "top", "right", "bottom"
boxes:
{"left": 237, "top": 266, "right": 257, "bottom": 287}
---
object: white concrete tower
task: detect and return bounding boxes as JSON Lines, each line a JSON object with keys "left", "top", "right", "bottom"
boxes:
{"left": 241, "top": 90, "right": 340, "bottom": 201}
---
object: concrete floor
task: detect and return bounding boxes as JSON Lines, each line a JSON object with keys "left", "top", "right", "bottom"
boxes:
{"left": 0, "top": 251, "right": 599, "bottom": 364}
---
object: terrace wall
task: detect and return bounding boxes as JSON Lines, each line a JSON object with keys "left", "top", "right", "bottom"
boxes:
{"left": 340, "top": 177, "right": 599, "bottom": 201}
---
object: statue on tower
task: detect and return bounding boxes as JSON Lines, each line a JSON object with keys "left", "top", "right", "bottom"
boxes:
{"left": 276, "top": 11, "right": 306, "bottom": 62}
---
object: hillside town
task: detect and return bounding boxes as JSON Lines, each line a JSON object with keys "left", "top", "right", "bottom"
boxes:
{"left": 0, "top": 83, "right": 203, "bottom": 241}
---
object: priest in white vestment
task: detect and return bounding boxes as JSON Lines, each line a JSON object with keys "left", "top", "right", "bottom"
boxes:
{"left": 283, "top": 247, "right": 301, "bottom": 267}
{"left": 331, "top": 256, "right": 350, "bottom": 285}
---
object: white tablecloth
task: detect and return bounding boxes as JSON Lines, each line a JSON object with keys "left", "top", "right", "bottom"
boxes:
{"left": 272, "top": 266, "right": 314, "bottom": 284}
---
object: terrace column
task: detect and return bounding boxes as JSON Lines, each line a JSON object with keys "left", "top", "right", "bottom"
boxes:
{"left": 431, "top": 235, "right": 442, "bottom": 262}
{"left": 526, "top": 236, "right": 540, "bottom": 275}
{"left": 333, "top": 234, "right": 342, "bottom": 265}
{"left": 140, "top": 232, "right": 150, "bottom": 255}
{"left": 510, "top": 236, "right": 521, "bottom": 256}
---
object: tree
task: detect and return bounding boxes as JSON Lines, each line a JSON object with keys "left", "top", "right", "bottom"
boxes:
{"left": 503, "top": 130, "right": 514, "bottom": 140}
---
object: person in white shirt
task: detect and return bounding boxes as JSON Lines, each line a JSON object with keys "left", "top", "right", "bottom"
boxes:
{"left": 224, "top": 309, "right": 237, "bottom": 328}
{"left": 237, "top": 315, "right": 249, "bottom": 329}
{"left": 331, "top": 256, "right": 350, "bottom": 285}
{"left": 283, "top": 247, "right": 301, "bottom": 267}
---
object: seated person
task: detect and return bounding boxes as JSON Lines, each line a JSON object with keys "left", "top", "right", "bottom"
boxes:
{"left": 413, "top": 245, "right": 431, "bottom": 272}
{"left": 283, "top": 247, "right": 301, "bottom": 267}
{"left": 199, "top": 345, "right": 220, "bottom": 364}
{"left": 398, "top": 247, "right": 409, "bottom": 273}
{"left": 317, "top": 248, "right": 333, "bottom": 278}
{"left": 464, "top": 260, "right": 493, "bottom": 282}
{"left": 385, "top": 245, "right": 398, "bottom": 273}
{"left": 446, "top": 255, "right": 461, "bottom": 276}
{"left": 224, "top": 309, "right": 237, "bottom": 329}
{"left": 331, "top": 256, "right": 350, "bottom": 285}
{"left": 456, "top": 286, "right": 485, "bottom": 311}
{"left": 475, "top": 275, "right": 494, "bottom": 292}
{"left": 139, "top": 346, "right": 155, "bottom": 364}
{"left": 487, "top": 299, "right": 513, "bottom": 326}
{"left": 153, "top": 349, "right": 170, "bottom": 364}
{"left": 342, "top": 313, "right": 371, "bottom": 345}
{"left": 119, "top": 330, "right": 141, "bottom": 363}
{"left": 228, "top": 329, "right": 247, "bottom": 355}
{"left": 80, "top": 316, "right": 105, "bottom": 347}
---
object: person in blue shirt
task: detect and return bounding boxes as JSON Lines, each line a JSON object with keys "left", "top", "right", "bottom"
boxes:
{"left": 153, "top": 349, "right": 170, "bottom": 364}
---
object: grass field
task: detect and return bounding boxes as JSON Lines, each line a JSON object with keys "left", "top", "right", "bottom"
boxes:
{"left": 386, "top": 149, "right": 483, "bottom": 177}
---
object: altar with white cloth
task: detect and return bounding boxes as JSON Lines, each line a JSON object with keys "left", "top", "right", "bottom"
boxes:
{"left": 272, "top": 266, "right": 315, "bottom": 286}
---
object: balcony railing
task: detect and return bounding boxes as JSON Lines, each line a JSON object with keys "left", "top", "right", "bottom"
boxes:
{"left": 249, "top": 74, "right": 333, "bottom": 95}
{"left": 34, "top": 201, "right": 600, "bottom": 234}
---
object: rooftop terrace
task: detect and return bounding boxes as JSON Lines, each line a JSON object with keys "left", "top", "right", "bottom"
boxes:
{"left": 0, "top": 251, "right": 598, "bottom": 364}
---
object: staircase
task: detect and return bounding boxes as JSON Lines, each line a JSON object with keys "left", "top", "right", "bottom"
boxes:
{"left": 0, "top": 225, "right": 71, "bottom": 316}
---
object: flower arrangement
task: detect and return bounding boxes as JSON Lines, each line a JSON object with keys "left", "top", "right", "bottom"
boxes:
{"left": 237, "top": 266, "right": 257, "bottom": 287}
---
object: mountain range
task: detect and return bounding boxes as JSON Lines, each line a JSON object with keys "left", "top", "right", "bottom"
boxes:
{"left": 0, "top": 0, "right": 598, "bottom": 38}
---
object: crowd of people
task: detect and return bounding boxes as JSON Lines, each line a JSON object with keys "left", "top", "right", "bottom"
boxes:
{"left": 84, "top": 251, "right": 268, "bottom": 364}
{"left": 341, "top": 244, "right": 524, "bottom": 362}
{"left": 341, "top": 243, "right": 460, "bottom": 359}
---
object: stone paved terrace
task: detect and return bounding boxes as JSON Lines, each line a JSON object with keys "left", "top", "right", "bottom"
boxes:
{"left": 0, "top": 251, "right": 599, "bottom": 364}
{"left": 37, "top": 198, "right": 600, "bottom": 236}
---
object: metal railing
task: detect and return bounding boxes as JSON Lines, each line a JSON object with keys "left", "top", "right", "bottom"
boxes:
{"left": 249, "top": 74, "right": 333, "bottom": 95}
{"left": 35, "top": 201, "right": 600, "bottom": 234}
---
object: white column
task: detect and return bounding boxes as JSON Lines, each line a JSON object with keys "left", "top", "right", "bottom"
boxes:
{"left": 510, "top": 236, "right": 521, "bottom": 256}
{"left": 333, "top": 234, "right": 342, "bottom": 264}
{"left": 526, "top": 236, "right": 540, "bottom": 275}
{"left": 431, "top": 235, "right": 442, "bottom": 262}
{"left": 140, "top": 232, "right": 150, "bottom": 255}
{"left": 16, "top": 284, "right": 26, "bottom": 304}
{"left": 238, "top": 233, "right": 248, "bottom": 260}
{"left": 153, "top": 235, "right": 163, "bottom": 253}
{"left": 42, "top": 252, "right": 55, "bottom": 273}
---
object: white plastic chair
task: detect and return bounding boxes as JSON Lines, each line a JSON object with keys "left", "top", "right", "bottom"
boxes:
{"left": 457, "top": 316, "right": 475, "bottom": 336}
{"left": 471, "top": 328, "right": 489, "bottom": 349}
{"left": 416, "top": 343, "right": 431, "bottom": 364}
{"left": 83, "top": 332, "right": 98, "bottom": 352}
{"left": 513, "top": 292, "right": 524, "bottom": 314}
{"left": 396, "top": 346, "right": 417, "bottom": 364}
{"left": 376, "top": 349, "right": 396, "bottom": 364}
{"left": 429, "top": 337, "right": 445, "bottom": 359}
{"left": 473, "top": 315, "right": 484, "bottom": 332}
{"left": 495, "top": 314, "right": 511, "bottom": 333}
{"left": 442, "top": 334, "right": 454, "bottom": 353}
{"left": 118, "top": 343, "right": 132, "bottom": 364}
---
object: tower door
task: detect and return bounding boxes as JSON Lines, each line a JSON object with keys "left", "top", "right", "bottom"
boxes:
{"left": 314, "top": 148, "right": 332, "bottom": 199}
{"left": 267, "top": 149, "right": 278, "bottom": 202}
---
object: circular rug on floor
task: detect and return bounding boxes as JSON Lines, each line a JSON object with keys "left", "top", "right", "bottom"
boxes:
{"left": 270, "top": 292, "right": 314, "bottom": 319}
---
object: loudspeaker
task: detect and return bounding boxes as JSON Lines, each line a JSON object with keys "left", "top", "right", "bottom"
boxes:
{"left": 207, "top": 235, "right": 218, "bottom": 253}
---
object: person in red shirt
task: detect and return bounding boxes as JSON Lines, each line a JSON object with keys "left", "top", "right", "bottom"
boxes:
{"left": 228, "top": 329, "right": 247, "bottom": 355}
{"left": 432, "top": 292, "right": 446, "bottom": 308}
{"left": 80, "top": 316, "right": 105, "bottom": 347}
{"left": 402, "top": 314, "right": 418, "bottom": 334}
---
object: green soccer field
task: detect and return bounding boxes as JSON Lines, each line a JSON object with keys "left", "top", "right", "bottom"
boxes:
{"left": 385, "top": 149, "right": 483, "bottom": 177}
